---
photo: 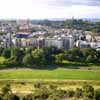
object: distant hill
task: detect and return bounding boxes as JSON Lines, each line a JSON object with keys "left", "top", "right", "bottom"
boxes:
{"left": 83, "top": 18, "right": 100, "bottom": 22}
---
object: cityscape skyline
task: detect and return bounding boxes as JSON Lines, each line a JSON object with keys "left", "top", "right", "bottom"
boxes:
{"left": 0, "top": 0, "right": 100, "bottom": 19}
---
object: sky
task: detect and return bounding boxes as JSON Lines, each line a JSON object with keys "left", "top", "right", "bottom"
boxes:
{"left": 0, "top": 0, "right": 100, "bottom": 19}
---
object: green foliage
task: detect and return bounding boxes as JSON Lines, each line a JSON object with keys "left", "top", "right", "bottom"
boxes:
{"left": 7, "top": 56, "right": 17, "bottom": 64}
{"left": 33, "top": 81, "right": 66, "bottom": 100}
{"left": 34, "top": 85, "right": 49, "bottom": 100}
{"left": 86, "top": 55, "right": 95, "bottom": 63}
{"left": 1, "top": 84, "right": 12, "bottom": 95}
{"left": 55, "top": 53, "right": 65, "bottom": 64}
{"left": 32, "top": 49, "right": 47, "bottom": 65}
{"left": 64, "top": 19, "right": 100, "bottom": 33}
{"left": 94, "top": 89, "right": 100, "bottom": 100}
{"left": 0, "top": 83, "right": 98, "bottom": 100}
{"left": 2, "top": 48, "right": 11, "bottom": 58}
{"left": 23, "top": 94, "right": 33, "bottom": 100}
{"left": 34, "top": 81, "right": 44, "bottom": 88}
{"left": 82, "top": 84, "right": 94, "bottom": 99}
{"left": 23, "top": 54, "right": 33, "bottom": 65}
{"left": 0, "top": 47, "right": 100, "bottom": 67}
{"left": 1, "top": 84, "right": 15, "bottom": 100}
{"left": 11, "top": 48, "right": 25, "bottom": 64}
{"left": 75, "top": 88, "right": 83, "bottom": 98}
{"left": 66, "top": 48, "right": 99, "bottom": 63}
{"left": 0, "top": 47, "right": 4, "bottom": 56}
{"left": 67, "top": 89, "right": 75, "bottom": 97}
{"left": 66, "top": 48, "right": 83, "bottom": 62}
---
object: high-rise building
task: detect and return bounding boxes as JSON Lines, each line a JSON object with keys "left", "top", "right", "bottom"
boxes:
{"left": 63, "top": 35, "right": 74, "bottom": 49}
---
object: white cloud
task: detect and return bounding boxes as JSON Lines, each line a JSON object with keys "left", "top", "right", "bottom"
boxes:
{"left": 71, "top": 5, "right": 100, "bottom": 18}
{"left": 0, "top": 0, "right": 99, "bottom": 19}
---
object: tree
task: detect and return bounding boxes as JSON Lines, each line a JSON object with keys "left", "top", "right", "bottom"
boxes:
{"left": 66, "top": 48, "right": 83, "bottom": 62}
{"left": 2, "top": 48, "right": 11, "bottom": 58}
{"left": 86, "top": 55, "right": 95, "bottom": 63}
{"left": 11, "top": 48, "right": 25, "bottom": 64}
{"left": 32, "top": 49, "right": 47, "bottom": 66}
{"left": 0, "top": 47, "right": 4, "bottom": 56}
{"left": 81, "top": 48, "right": 97, "bottom": 63}
{"left": 55, "top": 53, "right": 65, "bottom": 64}
{"left": 23, "top": 54, "right": 33, "bottom": 65}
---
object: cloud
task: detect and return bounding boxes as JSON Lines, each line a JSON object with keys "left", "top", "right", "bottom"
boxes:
{"left": 46, "top": 0, "right": 100, "bottom": 7}
{"left": 0, "top": 0, "right": 100, "bottom": 19}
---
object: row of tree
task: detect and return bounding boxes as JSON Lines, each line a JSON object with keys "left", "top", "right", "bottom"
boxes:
{"left": 0, "top": 47, "right": 100, "bottom": 67}
{"left": 66, "top": 48, "right": 100, "bottom": 63}
{"left": 0, "top": 82, "right": 100, "bottom": 100}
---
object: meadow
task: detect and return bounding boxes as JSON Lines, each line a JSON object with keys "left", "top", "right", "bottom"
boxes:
{"left": 0, "top": 68, "right": 99, "bottom": 80}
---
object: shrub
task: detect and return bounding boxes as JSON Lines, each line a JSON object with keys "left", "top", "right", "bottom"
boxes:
{"left": 48, "top": 94, "right": 61, "bottom": 100}
{"left": 34, "top": 81, "right": 44, "bottom": 88}
{"left": 75, "top": 88, "right": 83, "bottom": 98}
{"left": 23, "top": 94, "right": 33, "bottom": 100}
{"left": 48, "top": 89, "right": 66, "bottom": 100}
{"left": 1, "top": 84, "right": 12, "bottom": 95}
{"left": 94, "top": 89, "right": 100, "bottom": 100}
{"left": 82, "top": 84, "right": 94, "bottom": 99}
{"left": 67, "top": 89, "right": 75, "bottom": 97}
{"left": 2, "top": 48, "right": 11, "bottom": 58}
{"left": 49, "top": 84, "right": 57, "bottom": 90}
{"left": 33, "top": 86, "right": 49, "bottom": 100}
{"left": 0, "top": 47, "right": 4, "bottom": 56}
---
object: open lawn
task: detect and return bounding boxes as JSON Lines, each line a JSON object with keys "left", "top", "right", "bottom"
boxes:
{"left": 0, "top": 68, "right": 99, "bottom": 80}
{"left": 0, "top": 68, "right": 100, "bottom": 94}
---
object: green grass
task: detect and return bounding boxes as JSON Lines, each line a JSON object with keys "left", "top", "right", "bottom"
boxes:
{"left": 0, "top": 68, "right": 99, "bottom": 80}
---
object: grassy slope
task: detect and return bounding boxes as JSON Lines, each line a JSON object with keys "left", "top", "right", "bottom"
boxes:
{"left": 0, "top": 68, "right": 99, "bottom": 80}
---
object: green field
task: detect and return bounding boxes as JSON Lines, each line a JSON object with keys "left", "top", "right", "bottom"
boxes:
{"left": 0, "top": 68, "right": 99, "bottom": 80}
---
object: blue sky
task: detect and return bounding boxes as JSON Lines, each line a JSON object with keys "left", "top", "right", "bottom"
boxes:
{"left": 0, "top": 0, "right": 100, "bottom": 19}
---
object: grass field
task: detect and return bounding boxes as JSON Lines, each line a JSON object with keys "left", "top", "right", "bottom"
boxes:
{"left": 0, "top": 68, "right": 100, "bottom": 94}
{"left": 0, "top": 68, "right": 99, "bottom": 80}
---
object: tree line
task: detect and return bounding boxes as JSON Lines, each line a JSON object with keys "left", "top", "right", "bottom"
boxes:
{"left": 64, "top": 19, "right": 100, "bottom": 34}
{"left": 0, "top": 47, "right": 100, "bottom": 68}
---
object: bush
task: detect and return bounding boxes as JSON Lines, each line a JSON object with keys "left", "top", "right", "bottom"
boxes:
{"left": 0, "top": 47, "right": 4, "bottom": 56}
{"left": 1, "top": 84, "right": 12, "bottom": 95}
{"left": 48, "top": 94, "right": 61, "bottom": 100}
{"left": 82, "top": 84, "right": 94, "bottom": 99}
{"left": 1, "top": 84, "right": 19, "bottom": 100}
{"left": 48, "top": 89, "right": 66, "bottom": 100}
{"left": 34, "top": 86, "right": 49, "bottom": 100}
{"left": 75, "top": 88, "right": 83, "bottom": 98}
{"left": 94, "top": 89, "right": 100, "bottom": 100}
{"left": 23, "top": 94, "right": 33, "bottom": 100}
{"left": 2, "top": 48, "right": 11, "bottom": 58}
{"left": 67, "top": 89, "right": 75, "bottom": 97}
{"left": 34, "top": 81, "right": 44, "bottom": 88}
